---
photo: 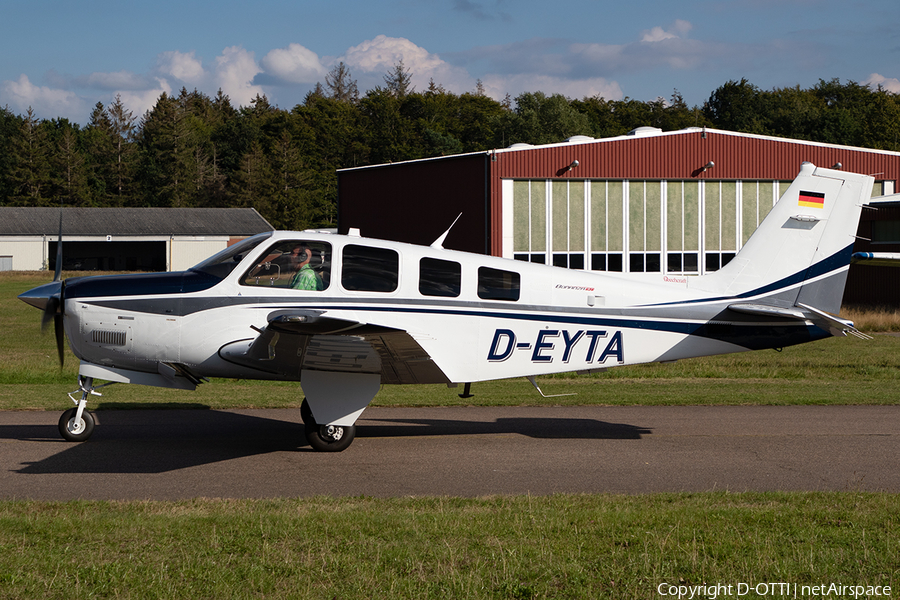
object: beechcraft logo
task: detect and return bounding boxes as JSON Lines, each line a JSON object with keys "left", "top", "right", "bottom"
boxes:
{"left": 798, "top": 190, "right": 825, "bottom": 209}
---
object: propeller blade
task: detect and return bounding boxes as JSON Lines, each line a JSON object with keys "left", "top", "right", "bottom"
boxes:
{"left": 21, "top": 211, "right": 66, "bottom": 366}
{"left": 54, "top": 313, "right": 65, "bottom": 367}
{"left": 40, "top": 296, "right": 59, "bottom": 332}
{"left": 20, "top": 279, "right": 66, "bottom": 367}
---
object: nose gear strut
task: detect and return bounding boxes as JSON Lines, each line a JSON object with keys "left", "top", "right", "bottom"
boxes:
{"left": 58, "top": 376, "right": 115, "bottom": 442}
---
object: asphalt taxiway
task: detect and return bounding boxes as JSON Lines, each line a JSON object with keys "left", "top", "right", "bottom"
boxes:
{"left": 2, "top": 405, "right": 898, "bottom": 500}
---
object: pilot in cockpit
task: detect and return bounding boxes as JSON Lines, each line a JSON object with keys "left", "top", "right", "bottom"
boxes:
{"left": 289, "top": 244, "right": 324, "bottom": 291}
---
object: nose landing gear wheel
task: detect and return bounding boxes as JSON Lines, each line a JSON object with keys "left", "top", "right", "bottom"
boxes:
{"left": 304, "top": 422, "right": 355, "bottom": 452}
{"left": 59, "top": 407, "right": 95, "bottom": 442}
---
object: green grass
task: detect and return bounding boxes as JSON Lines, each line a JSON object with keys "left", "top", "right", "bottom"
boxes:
{"left": 1, "top": 493, "right": 898, "bottom": 600}
{"left": 3, "top": 273, "right": 900, "bottom": 599}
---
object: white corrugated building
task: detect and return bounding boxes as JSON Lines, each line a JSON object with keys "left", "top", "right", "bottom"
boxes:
{"left": 0, "top": 207, "right": 274, "bottom": 272}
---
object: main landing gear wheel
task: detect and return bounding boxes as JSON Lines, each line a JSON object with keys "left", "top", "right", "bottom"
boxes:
{"left": 59, "top": 407, "right": 95, "bottom": 442}
{"left": 304, "top": 422, "right": 356, "bottom": 452}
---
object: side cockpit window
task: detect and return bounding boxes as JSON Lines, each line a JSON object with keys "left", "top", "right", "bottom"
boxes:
{"left": 478, "top": 266, "right": 520, "bottom": 301}
{"left": 241, "top": 241, "right": 331, "bottom": 290}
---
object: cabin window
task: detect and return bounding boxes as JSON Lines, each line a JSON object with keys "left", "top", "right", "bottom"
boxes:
{"left": 342, "top": 244, "right": 399, "bottom": 292}
{"left": 419, "top": 257, "right": 461, "bottom": 297}
{"left": 240, "top": 240, "right": 331, "bottom": 290}
{"left": 478, "top": 267, "right": 520, "bottom": 301}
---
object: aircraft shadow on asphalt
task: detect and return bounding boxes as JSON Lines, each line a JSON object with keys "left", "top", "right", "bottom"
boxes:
{"left": 7, "top": 409, "right": 652, "bottom": 474}
{"left": 359, "top": 417, "right": 651, "bottom": 440}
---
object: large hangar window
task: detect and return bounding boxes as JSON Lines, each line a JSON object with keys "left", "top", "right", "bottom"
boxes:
{"left": 509, "top": 178, "right": 803, "bottom": 276}
{"left": 666, "top": 181, "right": 700, "bottom": 273}
{"left": 513, "top": 181, "right": 547, "bottom": 264}
{"left": 590, "top": 181, "right": 623, "bottom": 272}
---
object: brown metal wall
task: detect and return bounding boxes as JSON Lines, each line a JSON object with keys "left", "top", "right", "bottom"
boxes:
{"left": 338, "top": 154, "right": 489, "bottom": 254}
{"left": 844, "top": 205, "right": 900, "bottom": 308}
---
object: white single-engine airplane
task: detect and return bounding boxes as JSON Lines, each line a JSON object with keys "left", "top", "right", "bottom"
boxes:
{"left": 20, "top": 162, "right": 877, "bottom": 451}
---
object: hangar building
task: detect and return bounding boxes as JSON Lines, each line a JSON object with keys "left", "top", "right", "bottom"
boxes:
{"left": 0, "top": 207, "right": 273, "bottom": 272}
{"left": 337, "top": 127, "right": 900, "bottom": 306}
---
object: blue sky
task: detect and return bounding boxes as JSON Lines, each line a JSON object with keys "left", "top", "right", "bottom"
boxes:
{"left": 2, "top": 0, "right": 898, "bottom": 125}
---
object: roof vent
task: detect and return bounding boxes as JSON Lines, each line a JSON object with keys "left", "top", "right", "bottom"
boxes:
{"left": 566, "top": 135, "right": 595, "bottom": 144}
{"left": 627, "top": 126, "right": 663, "bottom": 137}
{"left": 508, "top": 143, "right": 533, "bottom": 149}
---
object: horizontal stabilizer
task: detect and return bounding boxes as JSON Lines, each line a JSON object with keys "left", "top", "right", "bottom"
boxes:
{"left": 851, "top": 252, "right": 900, "bottom": 267}
{"left": 728, "top": 302, "right": 871, "bottom": 340}
{"left": 797, "top": 303, "right": 872, "bottom": 340}
{"left": 727, "top": 303, "right": 807, "bottom": 320}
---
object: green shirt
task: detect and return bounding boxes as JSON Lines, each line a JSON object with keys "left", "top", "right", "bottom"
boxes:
{"left": 291, "top": 264, "right": 322, "bottom": 290}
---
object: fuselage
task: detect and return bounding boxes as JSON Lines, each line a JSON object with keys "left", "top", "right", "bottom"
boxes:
{"left": 59, "top": 230, "right": 826, "bottom": 387}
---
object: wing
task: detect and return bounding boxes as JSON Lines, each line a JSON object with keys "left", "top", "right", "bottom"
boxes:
{"left": 219, "top": 309, "right": 451, "bottom": 385}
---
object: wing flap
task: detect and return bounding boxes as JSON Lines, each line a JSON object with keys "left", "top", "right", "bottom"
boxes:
{"left": 219, "top": 311, "right": 450, "bottom": 384}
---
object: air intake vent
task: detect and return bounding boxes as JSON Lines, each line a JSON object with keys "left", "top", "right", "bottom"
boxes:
{"left": 92, "top": 329, "right": 127, "bottom": 346}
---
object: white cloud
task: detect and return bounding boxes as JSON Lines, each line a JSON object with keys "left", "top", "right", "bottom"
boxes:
{"left": 341, "top": 35, "right": 473, "bottom": 93}
{"left": 0, "top": 74, "right": 87, "bottom": 121}
{"left": 261, "top": 43, "right": 325, "bottom": 83}
{"left": 641, "top": 20, "right": 692, "bottom": 43}
{"left": 157, "top": 51, "right": 205, "bottom": 84}
{"left": 215, "top": 46, "right": 264, "bottom": 107}
{"left": 864, "top": 73, "right": 900, "bottom": 94}
{"left": 570, "top": 21, "right": 734, "bottom": 74}
{"left": 117, "top": 77, "right": 173, "bottom": 119}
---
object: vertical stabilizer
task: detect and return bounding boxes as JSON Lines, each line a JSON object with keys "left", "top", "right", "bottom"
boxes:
{"left": 693, "top": 163, "right": 873, "bottom": 313}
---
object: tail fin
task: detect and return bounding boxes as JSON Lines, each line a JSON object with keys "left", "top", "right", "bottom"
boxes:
{"left": 694, "top": 162, "right": 873, "bottom": 313}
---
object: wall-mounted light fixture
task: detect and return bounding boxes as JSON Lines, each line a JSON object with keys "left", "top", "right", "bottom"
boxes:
{"left": 701, "top": 161, "right": 715, "bottom": 172}
{"left": 832, "top": 162, "right": 842, "bottom": 170}
{"left": 567, "top": 159, "right": 580, "bottom": 172}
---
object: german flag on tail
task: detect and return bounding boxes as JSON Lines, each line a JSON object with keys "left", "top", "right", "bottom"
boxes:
{"left": 798, "top": 190, "right": 825, "bottom": 209}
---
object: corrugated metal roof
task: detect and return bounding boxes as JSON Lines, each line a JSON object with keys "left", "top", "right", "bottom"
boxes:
{"left": 339, "top": 127, "right": 900, "bottom": 173}
{"left": 0, "top": 207, "right": 274, "bottom": 236}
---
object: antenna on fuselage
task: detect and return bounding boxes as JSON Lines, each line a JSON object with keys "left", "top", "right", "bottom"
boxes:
{"left": 526, "top": 376, "right": 576, "bottom": 398}
{"left": 430, "top": 213, "right": 463, "bottom": 249}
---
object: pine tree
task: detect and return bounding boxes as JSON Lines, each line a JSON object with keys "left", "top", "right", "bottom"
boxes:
{"left": 325, "top": 62, "right": 359, "bottom": 103}
{"left": 9, "top": 108, "right": 52, "bottom": 205}
{"left": 50, "top": 119, "right": 90, "bottom": 206}
{"left": 383, "top": 60, "right": 413, "bottom": 98}
{"left": 107, "top": 94, "right": 137, "bottom": 202}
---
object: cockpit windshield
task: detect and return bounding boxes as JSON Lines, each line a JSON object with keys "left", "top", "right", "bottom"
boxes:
{"left": 189, "top": 232, "right": 273, "bottom": 280}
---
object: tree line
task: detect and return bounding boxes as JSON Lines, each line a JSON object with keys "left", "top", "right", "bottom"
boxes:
{"left": 0, "top": 65, "right": 898, "bottom": 231}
